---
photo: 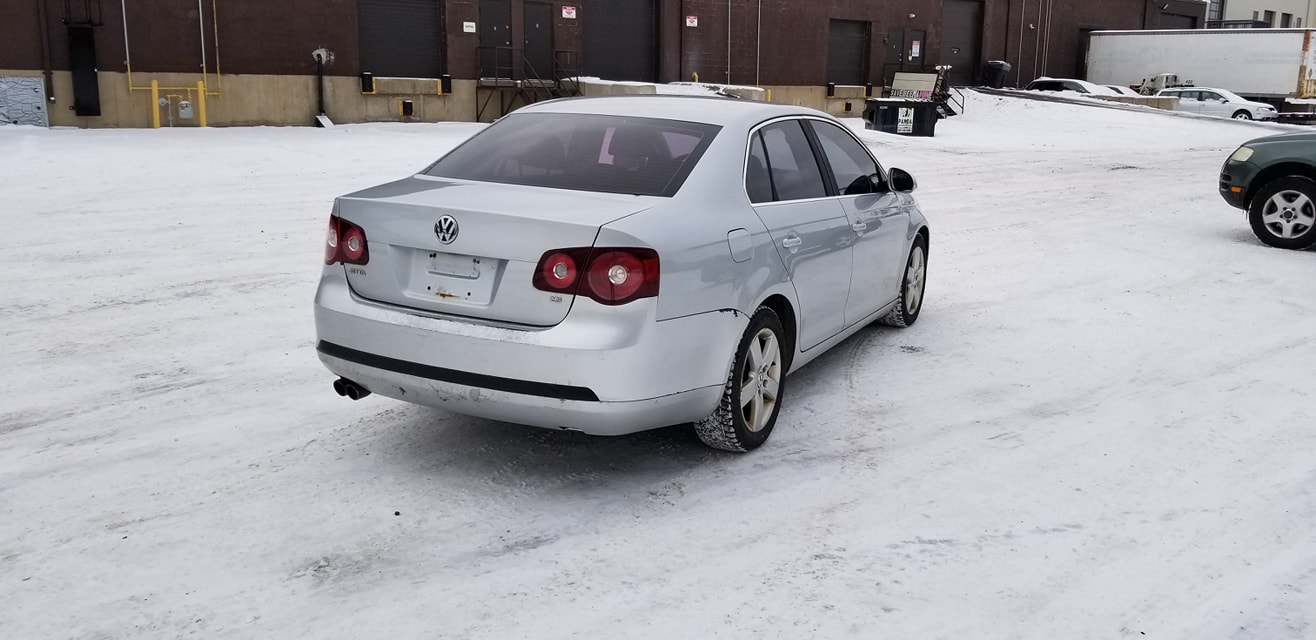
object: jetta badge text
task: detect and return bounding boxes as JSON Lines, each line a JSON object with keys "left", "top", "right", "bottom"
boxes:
{"left": 434, "top": 215, "right": 459, "bottom": 245}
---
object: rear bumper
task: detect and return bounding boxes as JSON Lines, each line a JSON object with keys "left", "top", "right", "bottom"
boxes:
{"left": 313, "top": 268, "right": 744, "bottom": 435}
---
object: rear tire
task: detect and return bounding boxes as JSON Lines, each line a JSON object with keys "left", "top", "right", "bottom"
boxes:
{"left": 879, "top": 235, "right": 929, "bottom": 328}
{"left": 694, "top": 307, "right": 787, "bottom": 452}
{"left": 1232, "top": 110, "right": 1253, "bottom": 121}
{"left": 1248, "top": 176, "right": 1316, "bottom": 249}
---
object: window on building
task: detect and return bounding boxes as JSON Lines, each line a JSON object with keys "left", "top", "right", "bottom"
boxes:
{"left": 1264, "top": 10, "right": 1276, "bottom": 26}
{"left": 1282, "top": 13, "right": 1293, "bottom": 27}
{"left": 1207, "top": 1, "right": 1224, "bottom": 22}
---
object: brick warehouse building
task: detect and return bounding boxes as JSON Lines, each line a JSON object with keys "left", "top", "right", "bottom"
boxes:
{"left": 0, "top": 0, "right": 1205, "bottom": 128}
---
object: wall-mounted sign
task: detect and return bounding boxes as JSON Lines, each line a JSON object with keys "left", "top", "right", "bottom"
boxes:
{"left": 911, "top": 40, "right": 922, "bottom": 57}
{"left": 463, "top": 21, "right": 476, "bottom": 33}
{"left": 686, "top": 15, "right": 698, "bottom": 27}
{"left": 562, "top": 6, "right": 576, "bottom": 19}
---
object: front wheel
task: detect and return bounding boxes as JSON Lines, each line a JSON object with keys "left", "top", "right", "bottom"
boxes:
{"left": 1232, "top": 110, "right": 1253, "bottom": 121}
{"left": 694, "top": 307, "right": 787, "bottom": 452}
{"left": 879, "top": 235, "right": 929, "bottom": 328}
{"left": 1249, "top": 177, "right": 1316, "bottom": 249}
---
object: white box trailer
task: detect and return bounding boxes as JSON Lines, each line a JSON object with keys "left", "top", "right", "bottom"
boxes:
{"left": 1085, "top": 29, "right": 1316, "bottom": 104}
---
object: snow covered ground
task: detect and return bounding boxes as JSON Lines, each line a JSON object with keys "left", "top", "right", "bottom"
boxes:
{"left": 3, "top": 92, "right": 1314, "bottom": 639}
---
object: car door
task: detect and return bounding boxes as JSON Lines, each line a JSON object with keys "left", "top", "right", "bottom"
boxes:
{"left": 805, "top": 119, "right": 908, "bottom": 327}
{"left": 1176, "top": 90, "right": 1205, "bottom": 114}
{"left": 747, "top": 119, "right": 853, "bottom": 351}
{"left": 1198, "top": 90, "right": 1229, "bottom": 117}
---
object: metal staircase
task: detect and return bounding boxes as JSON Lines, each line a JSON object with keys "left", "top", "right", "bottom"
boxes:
{"left": 476, "top": 47, "right": 582, "bottom": 122}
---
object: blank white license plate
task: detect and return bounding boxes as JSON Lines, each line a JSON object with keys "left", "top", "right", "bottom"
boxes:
{"left": 411, "top": 250, "right": 498, "bottom": 305}
{"left": 429, "top": 252, "right": 483, "bottom": 279}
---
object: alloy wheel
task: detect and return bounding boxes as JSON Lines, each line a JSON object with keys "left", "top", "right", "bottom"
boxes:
{"left": 739, "top": 328, "right": 782, "bottom": 433}
{"left": 905, "top": 245, "right": 927, "bottom": 316}
{"left": 1261, "top": 190, "right": 1316, "bottom": 239}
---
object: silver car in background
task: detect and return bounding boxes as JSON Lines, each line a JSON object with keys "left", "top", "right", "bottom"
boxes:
{"left": 1156, "top": 87, "right": 1278, "bottom": 121}
{"left": 315, "top": 96, "right": 930, "bottom": 451}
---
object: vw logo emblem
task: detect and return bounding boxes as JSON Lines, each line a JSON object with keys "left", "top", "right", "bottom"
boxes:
{"left": 434, "top": 215, "right": 459, "bottom": 245}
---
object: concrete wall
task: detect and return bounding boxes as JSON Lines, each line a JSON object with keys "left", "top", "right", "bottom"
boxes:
{"left": 1095, "top": 95, "right": 1180, "bottom": 110}
{"left": 0, "top": 69, "right": 479, "bottom": 128}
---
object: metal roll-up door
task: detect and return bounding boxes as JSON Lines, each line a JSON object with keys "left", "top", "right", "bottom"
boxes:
{"left": 359, "top": 0, "right": 443, "bottom": 78}
{"left": 941, "top": 0, "right": 983, "bottom": 86}
{"left": 827, "top": 20, "right": 870, "bottom": 86}
{"left": 584, "top": 0, "right": 656, "bottom": 82}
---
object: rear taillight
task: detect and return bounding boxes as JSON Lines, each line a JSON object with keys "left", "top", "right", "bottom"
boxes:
{"left": 533, "top": 247, "right": 659, "bottom": 306}
{"left": 325, "top": 215, "right": 369, "bottom": 266}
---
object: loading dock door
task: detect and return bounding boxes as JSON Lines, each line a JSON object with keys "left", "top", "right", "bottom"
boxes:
{"left": 358, "top": 0, "right": 443, "bottom": 78}
{"left": 480, "top": 0, "right": 513, "bottom": 78}
{"left": 827, "top": 20, "right": 870, "bottom": 86}
{"left": 584, "top": 0, "right": 656, "bottom": 81}
{"left": 524, "top": 2, "right": 554, "bottom": 79}
{"left": 941, "top": 0, "right": 983, "bottom": 86}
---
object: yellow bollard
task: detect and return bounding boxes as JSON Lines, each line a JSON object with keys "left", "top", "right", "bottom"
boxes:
{"left": 196, "top": 81, "right": 208, "bottom": 127}
{"left": 150, "top": 80, "right": 160, "bottom": 128}
{"left": 766, "top": 89, "right": 772, "bottom": 103}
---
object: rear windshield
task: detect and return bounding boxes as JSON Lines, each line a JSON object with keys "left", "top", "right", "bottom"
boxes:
{"left": 424, "top": 113, "right": 721, "bottom": 197}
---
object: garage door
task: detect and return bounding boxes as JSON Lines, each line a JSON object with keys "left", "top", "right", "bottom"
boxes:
{"left": 941, "top": 0, "right": 983, "bottom": 86}
{"left": 358, "top": 0, "right": 443, "bottom": 78}
{"left": 827, "top": 20, "right": 870, "bottom": 85}
{"left": 584, "top": 0, "right": 656, "bottom": 81}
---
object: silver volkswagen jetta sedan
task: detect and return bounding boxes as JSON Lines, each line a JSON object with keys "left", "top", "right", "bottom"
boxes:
{"left": 315, "top": 95, "right": 930, "bottom": 451}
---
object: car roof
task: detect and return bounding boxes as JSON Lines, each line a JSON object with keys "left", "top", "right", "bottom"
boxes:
{"left": 515, "top": 95, "right": 829, "bottom": 128}
{"left": 1027, "top": 77, "right": 1117, "bottom": 95}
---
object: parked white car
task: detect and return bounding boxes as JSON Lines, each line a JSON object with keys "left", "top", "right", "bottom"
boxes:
{"left": 1104, "top": 85, "right": 1142, "bottom": 97}
{"left": 1156, "top": 87, "right": 1278, "bottom": 121}
{"left": 1023, "top": 78, "right": 1119, "bottom": 96}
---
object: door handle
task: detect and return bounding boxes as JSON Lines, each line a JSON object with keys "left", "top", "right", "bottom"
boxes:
{"left": 781, "top": 236, "right": 802, "bottom": 249}
{"left": 851, "top": 222, "right": 868, "bottom": 233}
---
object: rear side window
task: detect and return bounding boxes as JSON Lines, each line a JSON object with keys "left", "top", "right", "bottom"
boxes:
{"left": 745, "top": 135, "right": 774, "bottom": 204}
{"left": 425, "top": 113, "right": 720, "bottom": 197}
{"left": 757, "top": 121, "right": 828, "bottom": 201}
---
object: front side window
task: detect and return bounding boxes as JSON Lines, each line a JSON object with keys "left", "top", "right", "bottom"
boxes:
{"left": 757, "top": 121, "right": 828, "bottom": 201}
{"left": 809, "top": 120, "right": 882, "bottom": 196}
{"left": 425, "top": 113, "right": 720, "bottom": 197}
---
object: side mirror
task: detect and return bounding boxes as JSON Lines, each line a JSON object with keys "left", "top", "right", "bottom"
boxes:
{"left": 889, "top": 167, "right": 917, "bottom": 193}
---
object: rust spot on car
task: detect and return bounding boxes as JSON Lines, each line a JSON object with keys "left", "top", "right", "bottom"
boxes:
{"left": 436, "top": 292, "right": 459, "bottom": 299}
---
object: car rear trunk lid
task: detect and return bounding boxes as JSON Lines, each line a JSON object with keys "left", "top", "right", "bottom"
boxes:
{"left": 336, "top": 176, "right": 654, "bottom": 326}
